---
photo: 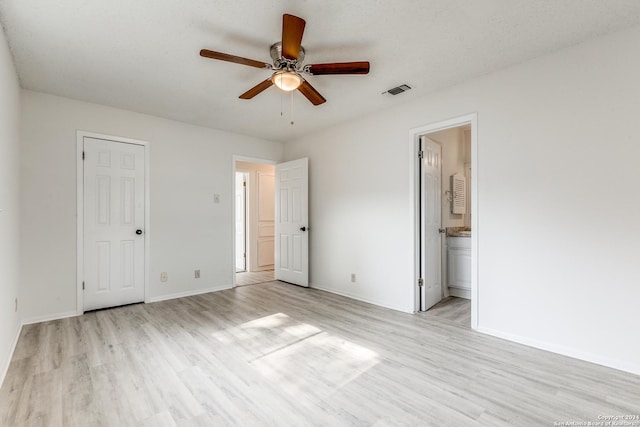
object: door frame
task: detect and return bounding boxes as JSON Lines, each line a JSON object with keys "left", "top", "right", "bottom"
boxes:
{"left": 231, "top": 155, "right": 277, "bottom": 287}
{"left": 76, "top": 131, "right": 151, "bottom": 315}
{"left": 234, "top": 171, "right": 249, "bottom": 273}
{"left": 409, "top": 113, "right": 479, "bottom": 329}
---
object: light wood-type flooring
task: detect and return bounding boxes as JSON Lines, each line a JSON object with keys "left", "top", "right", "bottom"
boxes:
{"left": 1, "top": 281, "right": 639, "bottom": 426}
{"left": 235, "top": 270, "right": 274, "bottom": 287}
{"left": 423, "top": 296, "right": 471, "bottom": 327}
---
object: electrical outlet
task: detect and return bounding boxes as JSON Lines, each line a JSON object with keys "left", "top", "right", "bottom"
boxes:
{"left": 194, "top": 270, "right": 200, "bottom": 279}
{"left": 351, "top": 273, "right": 356, "bottom": 283}
{"left": 14, "top": 298, "right": 18, "bottom": 312}
{"left": 160, "top": 272, "right": 168, "bottom": 282}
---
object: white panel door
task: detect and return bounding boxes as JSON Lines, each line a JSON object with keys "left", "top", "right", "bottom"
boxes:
{"left": 275, "top": 158, "right": 308, "bottom": 287}
{"left": 420, "top": 137, "right": 443, "bottom": 311}
{"left": 83, "top": 137, "right": 145, "bottom": 311}
{"left": 235, "top": 172, "right": 246, "bottom": 272}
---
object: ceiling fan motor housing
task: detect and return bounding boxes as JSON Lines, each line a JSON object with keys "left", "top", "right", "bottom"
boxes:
{"left": 270, "top": 42, "right": 305, "bottom": 70}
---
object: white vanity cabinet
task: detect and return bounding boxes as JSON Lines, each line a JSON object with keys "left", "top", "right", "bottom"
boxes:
{"left": 447, "top": 236, "right": 471, "bottom": 299}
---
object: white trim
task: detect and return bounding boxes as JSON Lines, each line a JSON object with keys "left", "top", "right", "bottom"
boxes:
{"left": 233, "top": 155, "right": 278, "bottom": 165}
{"left": 231, "top": 155, "right": 278, "bottom": 288}
{"left": 147, "top": 285, "right": 233, "bottom": 303}
{"left": 448, "top": 288, "right": 471, "bottom": 299}
{"left": 0, "top": 322, "right": 22, "bottom": 388}
{"left": 76, "top": 131, "right": 151, "bottom": 315}
{"left": 22, "top": 310, "right": 79, "bottom": 326}
{"left": 477, "top": 326, "right": 640, "bottom": 376}
{"left": 144, "top": 143, "right": 150, "bottom": 304}
{"left": 76, "top": 138, "right": 83, "bottom": 315}
{"left": 408, "top": 113, "right": 479, "bottom": 329}
{"left": 310, "top": 284, "right": 413, "bottom": 314}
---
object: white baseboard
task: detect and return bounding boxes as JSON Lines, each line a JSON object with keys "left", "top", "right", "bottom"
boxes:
{"left": 20, "top": 286, "right": 235, "bottom": 323}
{"left": 448, "top": 287, "right": 470, "bottom": 299}
{"left": 310, "top": 284, "right": 414, "bottom": 314}
{"left": 0, "top": 321, "right": 23, "bottom": 388}
{"left": 22, "top": 310, "right": 79, "bottom": 326}
{"left": 147, "top": 285, "right": 233, "bottom": 303}
{"left": 477, "top": 326, "right": 640, "bottom": 376}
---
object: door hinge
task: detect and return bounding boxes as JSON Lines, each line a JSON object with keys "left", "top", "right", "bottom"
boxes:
{"left": 243, "top": 181, "right": 246, "bottom": 187}
{"left": 82, "top": 151, "right": 85, "bottom": 160}
{"left": 418, "top": 150, "right": 424, "bottom": 159}
{"left": 82, "top": 281, "right": 85, "bottom": 290}
{"left": 418, "top": 278, "right": 424, "bottom": 287}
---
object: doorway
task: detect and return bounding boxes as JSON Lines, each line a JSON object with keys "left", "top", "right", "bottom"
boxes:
{"left": 411, "top": 114, "right": 478, "bottom": 329}
{"left": 234, "top": 159, "right": 276, "bottom": 286}
{"left": 232, "top": 156, "right": 310, "bottom": 289}
{"left": 76, "top": 131, "right": 150, "bottom": 314}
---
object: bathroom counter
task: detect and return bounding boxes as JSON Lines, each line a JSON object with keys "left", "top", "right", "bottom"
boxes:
{"left": 447, "top": 227, "right": 471, "bottom": 237}
{"left": 448, "top": 231, "right": 471, "bottom": 237}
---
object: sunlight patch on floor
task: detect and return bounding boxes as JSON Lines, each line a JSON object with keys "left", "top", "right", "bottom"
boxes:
{"left": 210, "top": 313, "right": 380, "bottom": 398}
{"left": 236, "top": 314, "right": 380, "bottom": 399}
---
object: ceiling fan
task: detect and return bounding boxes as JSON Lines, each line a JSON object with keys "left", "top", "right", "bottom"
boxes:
{"left": 200, "top": 14, "right": 370, "bottom": 106}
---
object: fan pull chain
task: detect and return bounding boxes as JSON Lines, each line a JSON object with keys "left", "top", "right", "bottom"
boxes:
{"left": 280, "top": 91, "right": 283, "bottom": 117}
{"left": 290, "top": 91, "right": 294, "bottom": 125}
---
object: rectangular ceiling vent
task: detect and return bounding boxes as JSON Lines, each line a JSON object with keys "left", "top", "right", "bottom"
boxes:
{"left": 383, "top": 84, "right": 412, "bottom": 96}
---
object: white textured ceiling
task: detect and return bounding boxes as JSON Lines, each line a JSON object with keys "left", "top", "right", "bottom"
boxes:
{"left": 2, "top": 0, "right": 640, "bottom": 142}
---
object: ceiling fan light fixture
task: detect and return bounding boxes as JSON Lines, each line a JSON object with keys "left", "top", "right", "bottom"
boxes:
{"left": 272, "top": 71, "right": 302, "bottom": 92}
{"left": 200, "top": 14, "right": 367, "bottom": 106}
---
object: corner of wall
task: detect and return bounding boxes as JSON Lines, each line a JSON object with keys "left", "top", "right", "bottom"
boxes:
{"left": 0, "top": 21, "right": 23, "bottom": 388}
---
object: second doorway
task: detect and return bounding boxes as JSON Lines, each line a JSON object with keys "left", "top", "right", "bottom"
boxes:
{"left": 235, "top": 160, "right": 275, "bottom": 286}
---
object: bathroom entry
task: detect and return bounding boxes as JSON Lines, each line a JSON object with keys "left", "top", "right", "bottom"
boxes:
{"left": 418, "top": 124, "right": 472, "bottom": 322}
{"left": 234, "top": 161, "right": 276, "bottom": 286}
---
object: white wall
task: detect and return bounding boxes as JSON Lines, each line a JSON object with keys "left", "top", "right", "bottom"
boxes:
{"left": 462, "top": 128, "right": 471, "bottom": 228}
{"left": 20, "top": 91, "right": 283, "bottom": 321}
{"left": 0, "top": 24, "right": 21, "bottom": 383}
{"left": 284, "top": 25, "right": 640, "bottom": 374}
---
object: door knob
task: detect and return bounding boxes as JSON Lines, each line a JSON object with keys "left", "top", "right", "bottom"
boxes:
{"left": 136, "top": 229, "right": 143, "bottom": 235}
{"left": 300, "top": 226, "right": 306, "bottom": 232}
{"left": 438, "top": 228, "right": 446, "bottom": 234}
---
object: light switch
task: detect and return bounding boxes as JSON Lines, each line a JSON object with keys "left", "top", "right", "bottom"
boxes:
{"left": 214, "top": 194, "right": 220, "bottom": 204}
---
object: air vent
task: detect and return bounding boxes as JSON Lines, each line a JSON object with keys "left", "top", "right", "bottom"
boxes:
{"left": 383, "top": 84, "right": 412, "bottom": 96}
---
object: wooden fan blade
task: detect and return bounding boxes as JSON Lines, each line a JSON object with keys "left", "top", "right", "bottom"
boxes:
{"left": 307, "top": 61, "right": 370, "bottom": 75}
{"left": 298, "top": 80, "right": 326, "bottom": 106}
{"left": 239, "top": 78, "right": 274, "bottom": 99}
{"left": 282, "top": 14, "right": 306, "bottom": 60}
{"left": 200, "top": 49, "right": 270, "bottom": 69}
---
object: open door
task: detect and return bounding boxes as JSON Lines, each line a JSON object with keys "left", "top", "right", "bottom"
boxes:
{"left": 420, "top": 137, "right": 443, "bottom": 310}
{"left": 275, "top": 158, "right": 309, "bottom": 287}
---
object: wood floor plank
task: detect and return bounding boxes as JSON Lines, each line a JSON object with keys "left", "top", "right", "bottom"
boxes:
{"left": 236, "top": 270, "right": 274, "bottom": 287}
{"left": 423, "top": 296, "right": 471, "bottom": 326}
{"left": 1, "top": 281, "right": 639, "bottom": 426}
